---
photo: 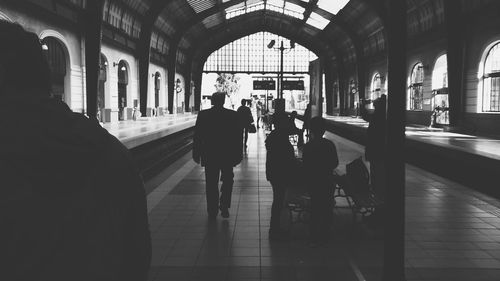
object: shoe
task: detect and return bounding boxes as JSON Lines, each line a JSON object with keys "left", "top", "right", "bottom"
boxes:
{"left": 220, "top": 207, "right": 229, "bottom": 218}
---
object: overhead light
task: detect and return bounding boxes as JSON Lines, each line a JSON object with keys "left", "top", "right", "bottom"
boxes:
{"left": 267, "top": 40, "right": 275, "bottom": 49}
{"left": 41, "top": 44, "right": 48, "bottom": 51}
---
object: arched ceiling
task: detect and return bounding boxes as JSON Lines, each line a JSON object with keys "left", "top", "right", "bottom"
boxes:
{"left": 110, "top": 0, "right": 385, "bottom": 64}
{"left": 105, "top": 0, "right": 459, "bottom": 69}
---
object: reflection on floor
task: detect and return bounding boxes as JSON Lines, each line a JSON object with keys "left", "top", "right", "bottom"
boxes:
{"left": 145, "top": 129, "right": 500, "bottom": 281}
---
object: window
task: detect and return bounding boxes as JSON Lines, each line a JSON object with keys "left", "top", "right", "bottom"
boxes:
{"left": 481, "top": 42, "right": 500, "bottom": 112}
{"left": 431, "top": 54, "right": 449, "bottom": 124}
{"left": 408, "top": 63, "right": 424, "bottom": 110}
{"left": 203, "top": 32, "right": 317, "bottom": 74}
{"left": 371, "top": 73, "right": 382, "bottom": 101}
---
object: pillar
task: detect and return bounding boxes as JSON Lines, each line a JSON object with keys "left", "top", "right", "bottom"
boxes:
{"left": 444, "top": 0, "right": 464, "bottom": 126}
{"left": 84, "top": 0, "right": 104, "bottom": 120}
{"left": 384, "top": 0, "right": 407, "bottom": 280}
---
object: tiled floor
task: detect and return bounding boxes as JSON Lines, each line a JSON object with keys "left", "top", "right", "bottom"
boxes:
{"left": 145, "top": 128, "right": 500, "bottom": 281}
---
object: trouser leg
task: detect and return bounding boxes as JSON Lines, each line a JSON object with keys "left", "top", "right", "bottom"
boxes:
{"left": 310, "top": 189, "right": 332, "bottom": 242}
{"left": 370, "top": 160, "right": 386, "bottom": 200}
{"left": 205, "top": 166, "right": 221, "bottom": 216}
{"left": 270, "top": 181, "right": 286, "bottom": 230}
{"left": 219, "top": 166, "right": 234, "bottom": 209}
{"left": 243, "top": 128, "right": 249, "bottom": 147}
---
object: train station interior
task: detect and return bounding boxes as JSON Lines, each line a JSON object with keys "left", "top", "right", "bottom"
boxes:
{"left": 2, "top": 0, "right": 500, "bottom": 280}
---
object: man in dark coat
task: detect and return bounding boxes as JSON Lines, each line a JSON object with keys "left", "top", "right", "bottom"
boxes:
{"left": 236, "top": 99, "right": 254, "bottom": 148}
{"left": 0, "top": 21, "right": 151, "bottom": 281}
{"left": 193, "top": 92, "right": 242, "bottom": 219}
{"left": 265, "top": 112, "right": 296, "bottom": 238}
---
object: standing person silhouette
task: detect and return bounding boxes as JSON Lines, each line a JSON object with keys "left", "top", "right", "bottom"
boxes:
{"left": 237, "top": 99, "right": 254, "bottom": 149}
{"left": 302, "top": 117, "right": 339, "bottom": 246}
{"left": 0, "top": 21, "right": 151, "bottom": 281}
{"left": 265, "top": 112, "right": 295, "bottom": 239}
{"left": 256, "top": 100, "right": 263, "bottom": 128}
{"left": 360, "top": 94, "right": 387, "bottom": 223}
{"left": 193, "top": 92, "right": 243, "bottom": 219}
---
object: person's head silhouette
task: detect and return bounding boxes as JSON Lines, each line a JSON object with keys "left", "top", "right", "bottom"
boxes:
{"left": 211, "top": 92, "right": 226, "bottom": 108}
{"left": 309, "top": 116, "right": 326, "bottom": 139}
{"left": 241, "top": 99, "right": 246, "bottom": 106}
{"left": 0, "top": 20, "right": 51, "bottom": 97}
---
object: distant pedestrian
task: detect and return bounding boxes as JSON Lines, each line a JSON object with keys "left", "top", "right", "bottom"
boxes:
{"left": 256, "top": 100, "right": 263, "bottom": 128}
{"left": 237, "top": 99, "right": 254, "bottom": 149}
{"left": 193, "top": 92, "right": 243, "bottom": 219}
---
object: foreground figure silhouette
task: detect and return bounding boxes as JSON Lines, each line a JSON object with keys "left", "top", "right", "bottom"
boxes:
{"left": 0, "top": 21, "right": 151, "bottom": 281}
{"left": 303, "top": 117, "right": 339, "bottom": 246}
{"left": 193, "top": 92, "right": 242, "bottom": 219}
{"left": 266, "top": 113, "right": 296, "bottom": 238}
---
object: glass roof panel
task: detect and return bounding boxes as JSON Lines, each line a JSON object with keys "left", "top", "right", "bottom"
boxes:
{"left": 306, "top": 12, "right": 329, "bottom": 30}
{"left": 317, "top": 0, "right": 349, "bottom": 15}
{"left": 284, "top": 2, "right": 304, "bottom": 19}
{"left": 186, "top": 0, "right": 216, "bottom": 13}
{"left": 224, "top": 0, "right": 303, "bottom": 20}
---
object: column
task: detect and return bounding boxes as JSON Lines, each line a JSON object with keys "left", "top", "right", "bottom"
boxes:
{"left": 384, "top": 0, "right": 407, "bottom": 280}
{"left": 444, "top": 0, "right": 464, "bottom": 126}
{"left": 84, "top": 0, "right": 104, "bottom": 120}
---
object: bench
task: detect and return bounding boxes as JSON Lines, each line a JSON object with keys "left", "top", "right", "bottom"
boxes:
{"left": 334, "top": 157, "right": 384, "bottom": 224}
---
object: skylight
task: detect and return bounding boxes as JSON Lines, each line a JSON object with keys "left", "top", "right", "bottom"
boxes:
{"left": 284, "top": 2, "right": 305, "bottom": 19}
{"left": 317, "top": 0, "right": 349, "bottom": 15}
{"left": 225, "top": 0, "right": 304, "bottom": 20}
{"left": 306, "top": 12, "right": 330, "bottom": 30}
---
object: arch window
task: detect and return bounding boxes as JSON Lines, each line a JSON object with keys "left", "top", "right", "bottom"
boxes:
{"left": 98, "top": 54, "right": 108, "bottom": 122}
{"left": 42, "top": 37, "right": 67, "bottom": 102}
{"left": 154, "top": 72, "right": 161, "bottom": 109}
{"left": 431, "top": 54, "right": 449, "bottom": 125}
{"left": 482, "top": 42, "right": 500, "bottom": 112}
{"left": 371, "top": 73, "right": 382, "bottom": 101}
{"left": 117, "top": 61, "right": 128, "bottom": 120}
{"left": 408, "top": 63, "right": 424, "bottom": 110}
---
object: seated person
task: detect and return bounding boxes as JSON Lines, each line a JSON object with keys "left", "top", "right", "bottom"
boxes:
{"left": 302, "top": 117, "right": 339, "bottom": 247}
{"left": 288, "top": 111, "right": 304, "bottom": 146}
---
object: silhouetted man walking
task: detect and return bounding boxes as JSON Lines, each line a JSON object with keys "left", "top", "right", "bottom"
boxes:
{"left": 237, "top": 99, "right": 254, "bottom": 149}
{"left": 193, "top": 92, "right": 242, "bottom": 219}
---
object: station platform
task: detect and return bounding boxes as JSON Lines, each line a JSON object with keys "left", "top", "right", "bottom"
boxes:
{"left": 144, "top": 128, "right": 500, "bottom": 281}
{"left": 322, "top": 115, "right": 500, "bottom": 198}
{"left": 101, "top": 113, "right": 197, "bottom": 149}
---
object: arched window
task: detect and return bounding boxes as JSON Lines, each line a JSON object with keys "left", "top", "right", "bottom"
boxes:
{"left": 42, "top": 37, "right": 67, "bottom": 102}
{"left": 98, "top": 54, "right": 108, "bottom": 122}
{"left": 371, "top": 73, "right": 382, "bottom": 101}
{"left": 431, "top": 54, "right": 449, "bottom": 125}
{"left": 117, "top": 61, "right": 128, "bottom": 120}
{"left": 408, "top": 63, "right": 424, "bottom": 110}
{"left": 432, "top": 54, "right": 448, "bottom": 90}
{"left": 482, "top": 42, "right": 500, "bottom": 112}
{"left": 154, "top": 72, "right": 161, "bottom": 109}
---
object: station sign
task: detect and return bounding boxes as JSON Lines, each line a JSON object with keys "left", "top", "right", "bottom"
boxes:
{"left": 253, "top": 80, "right": 276, "bottom": 90}
{"left": 282, "top": 80, "right": 304, "bottom": 90}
